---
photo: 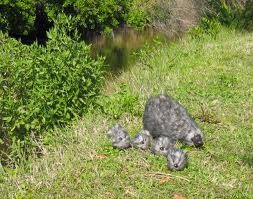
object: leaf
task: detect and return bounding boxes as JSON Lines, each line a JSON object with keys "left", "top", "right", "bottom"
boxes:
{"left": 173, "top": 194, "right": 186, "bottom": 199}
{"left": 159, "top": 176, "right": 171, "bottom": 184}
{"left": 95, "top": 154, "right": 108, "bottom": 159}
{"left": 2, "top": 116, "right": 12, "bottom": 122}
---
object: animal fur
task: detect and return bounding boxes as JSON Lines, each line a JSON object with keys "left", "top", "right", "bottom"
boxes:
{"left": 143, "top": 94, "right": 204, "bottom": 147}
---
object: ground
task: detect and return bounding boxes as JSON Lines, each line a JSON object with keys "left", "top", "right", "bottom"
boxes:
{"left": 1, "top": 28, "right": 253, "bottom": 198}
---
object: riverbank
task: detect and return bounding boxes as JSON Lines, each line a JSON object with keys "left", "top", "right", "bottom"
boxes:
{"left": 1, "top": 27, "right": 253, "bottom": 198}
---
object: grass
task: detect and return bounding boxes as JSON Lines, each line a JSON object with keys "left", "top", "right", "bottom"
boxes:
{"left": 1, "top": 28, "right": 253, "bottom": 198}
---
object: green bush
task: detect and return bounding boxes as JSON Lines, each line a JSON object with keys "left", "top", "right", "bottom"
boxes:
{"left": 0, "top": 0, "right": 132, "bottom": 37}
{"left": 0, "top": 0, "right": 36, "bottom": 36}
{"left": 207, "top": 0, "right": 253, "bottom": 29}
{"left": 189, "top": 18, "right": 222, "bottom": 39}
{"left": 55, "top": 0, "right": 130, "bottom": 31}
{"left": 125, "top": 0, "right": 148, "bottom": 28}
{"left": 0, "top": 17, "right": 104, "bottom": 162}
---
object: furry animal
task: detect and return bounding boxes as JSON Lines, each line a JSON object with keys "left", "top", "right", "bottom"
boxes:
{"left": 107, "top": 124, "right": 131, "bottom": 149}
{"left": 152, "top": 136, "right": 188, "bottom": 170}
{"left": 132, "top": 130, "right": 152, "bottom": 150}
{"left": 167, "top": 148, "right": 188, "bottom": 171}
{"left": 143, "top": 94, "right": 204, "bottom": 147}
{"left": 107, "top": 125, "right": 188, "bottom": 171}
{"left": 151, "top": 136, "right": 174, "bottom": 156}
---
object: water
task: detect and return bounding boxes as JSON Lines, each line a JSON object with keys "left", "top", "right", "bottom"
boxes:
{"left": 88, "top": 27, "right": 169, "bottom": 73}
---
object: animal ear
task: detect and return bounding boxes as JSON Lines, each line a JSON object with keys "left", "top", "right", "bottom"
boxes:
{"left": 115, "top": 124, "right": 120, "bottom": 128}
{"left": 143, "top": 130, "right": 151, "bottom": 136}
{"left": 107, "top": 129, "right": 113, "bottom": 138}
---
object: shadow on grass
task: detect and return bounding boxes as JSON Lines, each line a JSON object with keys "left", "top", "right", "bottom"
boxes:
{"left": 241, "top": 144, "right": 253, "bottom": 167}
{"left": 242, "top": 153, "right": 253, "bottom": 167}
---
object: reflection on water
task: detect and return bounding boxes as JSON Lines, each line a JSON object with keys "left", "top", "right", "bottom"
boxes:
{"left": 88, "top": 27, "right": 168, "bottom": 73}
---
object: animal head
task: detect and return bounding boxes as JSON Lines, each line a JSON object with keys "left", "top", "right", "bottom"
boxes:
{"left": 132, "top": 130, "right": 151, "bottom": 150}
{"left": 152, "top": 136, "right": 174, "bottom": 156}
{"left": 184, "top": 128, "right": 204, "bottom": 148}
{"left": 107, "top": 124, "right": 131, "bottom": 149}
{"left": 167, "top": 148, "right": 188, "bottom": 171}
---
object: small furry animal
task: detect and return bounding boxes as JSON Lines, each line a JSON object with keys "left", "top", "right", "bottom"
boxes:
{"left": 152, "top": 136, "right": 188, "bottom": 170}
{"left": 143, "top": 94, "right": 204, "bottom": 148}
{"left": 167, "top": 148, "right": 188, "bottom": 171}
{"left": 107, "top": 124, "right": 131, "bottom": 149}
{"left": 151, "top": 136, "right": 175, "bottom": 156}
{"left": 132, "top": 130, "right": 152, "bottom": 150}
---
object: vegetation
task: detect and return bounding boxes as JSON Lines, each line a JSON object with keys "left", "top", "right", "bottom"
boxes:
{"left": 1, "top": 0, "right": 252, "bottom": 38}
{"left": 1, "top": 25, "right": 253, "bottom": 197}
{"left": 0, "top": 16, "right": 104, "bottom": 164}
{"left": 207, "top": 0, "right": 253, "bottom": 30}
{"left": 0, "top": 0, "right": 253, "bottom": 197}
{"left": 0, "top": 0, "right": 139, "bottom": 37}
{"left": 0, "top": 0, "right": 35, "bottom": 36}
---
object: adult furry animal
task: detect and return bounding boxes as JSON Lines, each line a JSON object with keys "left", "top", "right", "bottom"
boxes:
{"left": 143, "top": 94, "right": 204, "bottom": 147}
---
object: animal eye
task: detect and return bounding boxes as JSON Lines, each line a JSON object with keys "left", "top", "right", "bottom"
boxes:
{"left": 141, "top": 140, "right": 145, "bottom": 144}
{"left": 160, "top": 147, "right": 164, "bottom": 151}
{"left": 119, "top": 137, "right": 123, "bottom": 141}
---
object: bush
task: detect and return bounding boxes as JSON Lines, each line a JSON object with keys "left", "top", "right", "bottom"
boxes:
{"left": 52, "top": 0, "right": 130, "bottom": 32}
{"left": 0, "top": 16, "right": 104, "bottom": 162}
{"left": 207, "top": 0, "right": 253, "bottom": 29}
{"left": 0, "top": 0, "right": 132, "bottom": 37}
{"left": 189, "top": 18, "right": 222, "bottom": 39}
{"left": 125, "top": 0, "right": 148, "bottom": 28}
{"left": 0, "top": 0, "right": 36, "bottom": 36}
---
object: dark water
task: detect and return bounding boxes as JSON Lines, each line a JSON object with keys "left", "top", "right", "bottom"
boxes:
{"left": 88, "top": 27, "right": 169, "bottom": 73}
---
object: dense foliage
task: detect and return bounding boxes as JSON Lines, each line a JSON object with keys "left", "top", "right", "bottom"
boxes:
{"left": 0, "top": 0, "right": 135, "bottom": 37}
{"left": 1, "top": 0, "right": 253, "bottom": 39}
{"left": 0, "top": 18, "right": 104, "bottom": 162}
{"left": 207, "top": 0, "right": 253, "bottom": 30}
{"left": 0, "top": 0, "right": 36, "bottom": 36}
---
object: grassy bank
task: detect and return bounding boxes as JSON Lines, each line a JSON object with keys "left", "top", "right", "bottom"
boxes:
{"left": 1, "top": 28, "right": 253, "bottom": 198}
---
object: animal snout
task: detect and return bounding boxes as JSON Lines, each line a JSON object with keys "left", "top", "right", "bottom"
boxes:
{"left": 195, "top": 141, "right": 203, "bottom": 147}
{"left": 192, "top": 134, "right": 204, "bottom": 148}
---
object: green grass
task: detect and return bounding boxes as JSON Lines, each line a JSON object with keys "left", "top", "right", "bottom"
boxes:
{"left": 1, "top": 28, "right": 253, "bottom": 198}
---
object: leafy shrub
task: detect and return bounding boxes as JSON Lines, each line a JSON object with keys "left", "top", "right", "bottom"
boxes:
{"left": 125, "top": 0, "right": 148, "bottom": 28}
{"left": 0, "top": 16, "right": 104, "bottom": 162}
{"left": 126, "top": 8, "right": 147, "bottom": 29}
{"left": 189, "top": 18, "right": 222, "bottom": 39}
{"left": 0, "top": 0, "right": 132, "bottom": 37}
{"left": 98, "top": 85, "right": 142, "bottom": 119}
{"left": 56, "top": 0, "right": 129, "bottom": 32}
{"left": 207, "top": 0, "right": 253, "bottom": 29}
{"left": 0, "top": 0, "right": 36, "bottom": 36}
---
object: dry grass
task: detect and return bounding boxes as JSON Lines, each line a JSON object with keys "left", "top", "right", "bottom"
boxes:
{"left": 145, "top": 0, "right": 207, "bottom": 36}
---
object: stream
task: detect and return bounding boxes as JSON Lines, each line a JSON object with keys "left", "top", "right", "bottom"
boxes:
{"left": 87, "top": 27, "right": 169, "bottom": 73}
